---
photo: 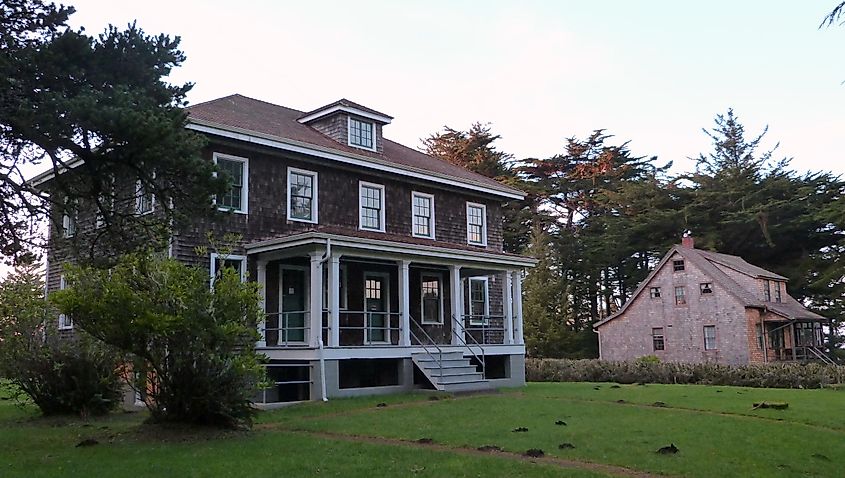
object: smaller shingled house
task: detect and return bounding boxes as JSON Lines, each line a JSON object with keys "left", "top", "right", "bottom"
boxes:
{"left": 594, "top": 236, "right": 831, "bottom": 365}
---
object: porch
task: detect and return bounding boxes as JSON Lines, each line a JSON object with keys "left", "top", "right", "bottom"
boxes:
{"left": 761, "top": 319, "right": 833, "bottom": 364}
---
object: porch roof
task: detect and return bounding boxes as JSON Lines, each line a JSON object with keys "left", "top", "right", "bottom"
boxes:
{"left": 245, "top": 230, "right": 537, "bottom": 269}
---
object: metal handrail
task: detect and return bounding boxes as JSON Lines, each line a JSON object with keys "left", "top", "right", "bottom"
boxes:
{"left": 409, "top": 315, "right": 444, "bottom": 383}
{"left": 454, "top": 315, "right": 486, "bottom": 379}
{"left": 263, "top": 311, "right": 310, "bottom": 347}
{"left": 325, "top": 310, "right": 402, "bottom": 346}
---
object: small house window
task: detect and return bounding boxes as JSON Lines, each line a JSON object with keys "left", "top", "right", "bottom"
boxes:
{"left": 756, "top": 324, "right": 764, "bottom": 350}
{"left": 674, "top": 286, "right": 686, "bottom": 305}
{"left": 359, "top": 182, "right": 385, "bottom": 232}
{"left": 287, "top": 168, "right": 318, "bottom": 223}
{"left": 348, "top": 117, "right": 375, "bottom": 149}
{"left": 700, "top": 282, "right": 713, "bottom": 294}
{"left": 466, "top": 202, "right": 487, "bottom": 246}
{"left": 420, "top": 274, "right": 443, "bottom": 324}
{"left": 763, "top": 279, "right": 771, "bottom": 302}
{"left": 774, "top": 282, "right": 782, "bottom": 303}
{"left": 649, "top": 287, "right": 661, "bottom": 298}
{"left": 62, "top": 200, "right": 77, "bottom": 238}
{"left": 57, "top": 275, "right": 73, "bottom": 330}
{"left": 467, "top": 277, "right": 489, "bottom": 326}
{"left": 214, "top": 153, "right": 248, "bottom": 213}
{"left": 412, "top": 192, "right": 435, "bottom": 239}
{"left": 673, "top": 260, "right": 685, "bottom": 272}
{"left": 652, "top": 327, "right": 665, "bottom": 351}
{"left": 135, "top": 179, "right": 155, "bottom": 215}
{"left": 703, "top": 325, "right": 717, "bottom": 350}
{"left": 210, "top": 253, "right": 247, "bottom": 285}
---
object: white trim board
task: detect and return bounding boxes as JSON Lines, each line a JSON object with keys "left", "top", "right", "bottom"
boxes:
{"left": 298, "top": 105, "right": 392, "bottom": 125}
{"left": 186, "top": 121, "right": 524, "bottom": 201}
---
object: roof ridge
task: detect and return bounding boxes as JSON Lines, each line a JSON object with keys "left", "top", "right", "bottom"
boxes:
{"left": 187, "top": 93, "right": 307, "bottom": 114}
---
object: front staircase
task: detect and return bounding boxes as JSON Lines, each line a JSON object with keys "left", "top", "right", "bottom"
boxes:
{"left": 412, "top": 351, "right": 491, "bottom": 392}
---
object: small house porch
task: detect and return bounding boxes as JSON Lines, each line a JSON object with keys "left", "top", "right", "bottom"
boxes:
{"left": 761, "top": 319, "right": 833, "bottom": 364}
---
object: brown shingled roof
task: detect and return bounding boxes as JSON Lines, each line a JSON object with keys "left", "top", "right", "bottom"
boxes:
{"left": 186, "top": 94, "right": 522, "bottom": 198}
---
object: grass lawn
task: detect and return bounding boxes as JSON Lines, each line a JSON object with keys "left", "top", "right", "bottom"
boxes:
{"left": 3, "top": 381, "right": 845, "bottom": 477}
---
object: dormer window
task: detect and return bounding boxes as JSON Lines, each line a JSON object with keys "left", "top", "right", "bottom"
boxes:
{"left": 763, "top": 279, "right": 771, "bottom": 302}
{"left": 774, "top": 282, "right": 782, "bottom": 303}
{"left": 348, "top": 117, "right": 375, "bottom": 150}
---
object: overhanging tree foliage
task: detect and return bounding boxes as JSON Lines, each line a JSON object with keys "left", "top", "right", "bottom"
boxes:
{"left": 0, "top": 0, "right": 224, "bottom": 262}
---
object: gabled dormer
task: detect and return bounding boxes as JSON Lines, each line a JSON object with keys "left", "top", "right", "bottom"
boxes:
{"left": 298, "top": 99, "right": 393, "bottom": 154}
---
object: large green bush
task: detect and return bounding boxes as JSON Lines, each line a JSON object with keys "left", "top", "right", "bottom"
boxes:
{"left": 0, "top": 262, "right": 123, "bottom": 416}
{"left": 52, "top": 253, "right": 266, "bottom": 428}
{"left": 526, "top": 358, "right": 845, "bottom": 389}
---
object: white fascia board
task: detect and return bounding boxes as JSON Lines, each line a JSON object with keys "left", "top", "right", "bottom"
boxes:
{"left": 27, "top": 158, "right": 85, "bottom": 188}
{"left": 186, "top": 120, "right": 524, "bottom": 201}
{"left": 297, "top": 105, "right": 393, "bottom": 125}
{"left": 246, "top": 232, "right": 537, "bottom": 268}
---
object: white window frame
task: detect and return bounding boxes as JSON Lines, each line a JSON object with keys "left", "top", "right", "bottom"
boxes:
{"left": 703, "top": 325, "right": 717, "bottom": 350}
{"left": 420, "top": 272, "right": 444, "bottom": 325}
{"left": 467, "top": 276, "right": 490, "bottom": 326}
{"left": 57, "top": 275, "right": 73, "bottom": 330}
{"left": 466, "top": 202, "right": 487, "bottom": 246}
{"left": 411, "top": 191, "right": 436, "bottom": 239}
{"left": 212, "top": 152, "right": 249, "bottom": 214}
{"left": 358, "top": 181, "right": 386, "bottom": 232}
{"left": 62, "top": 210, "right": 77, "bottom": 238}
{"left": 364, "top": 271, "right": 391, "bottom": 344}
{"left": 135, "top": 178, "right": 155, "bottom": 215}
{"left": 210, "top": 253, "right": 247, "bottom": 285}
{"left": 347, "top": 116, "right": 376, "bottom": 151}
{"left": 286, "top": 167, "right": 318, "bottom": 224}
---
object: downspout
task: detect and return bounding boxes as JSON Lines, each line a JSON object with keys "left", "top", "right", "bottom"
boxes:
{"left": 317, "top": 239, "right": 332, "bottom": 402}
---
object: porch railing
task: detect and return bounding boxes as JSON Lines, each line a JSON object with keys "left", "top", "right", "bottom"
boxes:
{"left": 324, "top": 311, "right": 402, "bottom": 346}
{"left": 409, "top": 315, "right": 444, "bottom": 380}
{"left": 454, "top": 315, "right": 486, "bottom": 378}
{"left": 262, "top": 311, "right": 310, "bottom": 347}
{"left": 461, "top": 314, "right": 506, "bottom": 345}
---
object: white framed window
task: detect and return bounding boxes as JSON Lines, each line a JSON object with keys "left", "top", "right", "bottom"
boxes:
{"left": 213, "top": 152, "right": 249, "bottom": 214}
{"left": 210, "top": 253, "right": 247, "bottom": 285}
{"left": 775, "top": 282, "right": 782, "bottom": 303}
{"left": 135, "top": 179, "right": 155, "bottom": 215}
{"left": 322, "top": 264, "right": 348, "bottom": 310}
{"left": 420, "top": 272, "right": 443, "bottom": 324}
{"left": 674, "top": 286, "right": 686, "bottom": 305}
{"left": 703, "top": 325, "right": 717, "bottom": 350}
{"left": 57, "top": 275, "right": 73, "bottom": 330}
{"left": 466, "top": 202, "right": 487, "bottom": 246}
{"left": 348, "top": 116, "right": 375, "bottom": 150}
{"left": 652, "top": 327, "right": 665, "bottom": 351}
{"left": 359, "top": 182, "right": 385, "bottom": 232}
{"left": 287, "top": 167, "right": 318, "bottom": 223}
{"left": 467, "top": 277, "right": 489, "bottom": 326}
{"left": 411, "top": 192, "right": 435, "bottom": 239}
{"left": 649, "top": 287, "right": 661, "bottom": 298}
{"left": 62, "top": 201, "right": 77, "bottom": 238}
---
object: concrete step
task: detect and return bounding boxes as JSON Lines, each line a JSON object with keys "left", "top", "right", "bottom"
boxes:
{"left": 415, "top": 359, "right": 474, "bottom": 370}
{"left": 425, "top": 366, "right": 480, "bottom": 376}
{"left": 440, "top": 380, "right": 492, "bottom": 393}
{"left": 412, "top": 351, "right": 465, "bottom": 362}
{"left": 435, "top": 372, "right": 485, "bottom": 384}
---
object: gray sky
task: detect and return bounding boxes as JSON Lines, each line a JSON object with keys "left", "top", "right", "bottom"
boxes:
{"left": 3, "top": 1, "right": 843, "bottom": 278}
{"left": 61, "top": 0, "right": 844, "bottom": 175}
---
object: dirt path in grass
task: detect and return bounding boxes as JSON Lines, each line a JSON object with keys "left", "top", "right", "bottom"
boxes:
{"left": 287, "top": 428, "right": 670, "bottom": 478}
{"left": 537, "top": 395, "right": 845, "bottom": 435}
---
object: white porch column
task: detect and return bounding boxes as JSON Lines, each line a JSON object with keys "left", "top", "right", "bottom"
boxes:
{"left": 328, "top": 254, "right": 341, "bottom": 347}
{"left": 511, "top": 270, "right": 525, "bottom": 345}
{"left": 256, "top": 259, "right": 268, "bottom": 347}
{"left": 449, "top": 265, "right": 463, "bottom": 346}
{"left": 309, "top": 251, "right": 324, "bottom": 348}
{"left": 503, "top": 271, "right": 514, "bottom": 345}
{"left": 398, "top": 260, "right": 411, "bottom": 346}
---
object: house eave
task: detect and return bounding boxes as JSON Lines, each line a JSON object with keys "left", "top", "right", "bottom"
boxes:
{"left": 246, "top": 232, "right": 537, "bottom": 268}
{"left": 186, "top": 118, "right": 525, "bottom": 201}
{"left": 297, "top": 105, "right": 393, "bottom": 125}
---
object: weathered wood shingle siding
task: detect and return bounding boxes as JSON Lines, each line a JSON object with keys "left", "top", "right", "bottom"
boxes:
{"left": 172, "top": 139, "right": 504, "bottom": 264}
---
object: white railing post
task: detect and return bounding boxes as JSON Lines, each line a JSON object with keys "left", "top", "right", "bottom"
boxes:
{"left": 504, "top": 270, "right": 514, "bottom": 345}
{"left": 256, "top": 259, "right": 267, "bottom": 347}
{"left": 449, "top": 265, "right": 462, "bottom": 346}
{"left": 328, "top": 254, "right": 341, "bottom": 347}
{"left": 309, "top": 251, "right": 323, "bottom": 348}
{"left": 512, "top": 270, "right": 525, "bottom": 345}
{"left": 398, "top": 260, "right": 411, "bottom": 346}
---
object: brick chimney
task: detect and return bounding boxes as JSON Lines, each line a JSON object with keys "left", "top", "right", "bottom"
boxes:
{"left": 681, "top": 231, "right": 695, "bottom": 249}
